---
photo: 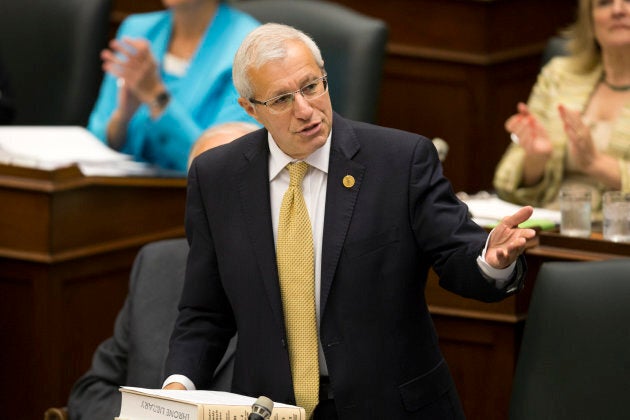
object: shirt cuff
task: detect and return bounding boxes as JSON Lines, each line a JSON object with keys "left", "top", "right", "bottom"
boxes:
{"left": 162, "top": 374, "right": 196, "bottom": 390}
{"left": 477, "top": 230, "right": 516, "bottom": 289}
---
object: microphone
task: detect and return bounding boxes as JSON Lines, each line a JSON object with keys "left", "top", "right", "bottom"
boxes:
{"left": 248, "top": 396, "right": 274, "bottom": 420}
{"left": 432, "top": 137, "right": 449, "bottom": 162}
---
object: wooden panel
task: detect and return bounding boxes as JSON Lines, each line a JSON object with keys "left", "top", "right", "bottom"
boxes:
{"left": 377, "top": 52, "right": 543, "bottom": 191}
{"left": 333, "top": 0, "right": 574, "bottom": 53}
{"left": 435, "top": 316, "right": 521, "bottom": 420}
{"left": 0, "top": 251, "right": 134, "bottom": 420}
{"left": 0, "top": 165, "right": 186, "bottom": 262}
{"left": 0, "top": 188, "right": 51, "bottom": 254}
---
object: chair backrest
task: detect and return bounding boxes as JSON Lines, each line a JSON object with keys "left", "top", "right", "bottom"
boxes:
{"left": 0, "top": 0, "right": 111, "bottom": 125}
{"left": 541, "top": 35, "right": 569, "bottom": 68}
{"left": 509, "top": 259, "right": 630, "bottom": 420}
{"left": 232, "top": 0, "right": 388, "bottom": 123}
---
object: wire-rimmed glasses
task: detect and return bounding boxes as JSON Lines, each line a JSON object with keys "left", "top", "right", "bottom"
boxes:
{"left": 249, "top": 75, "right": 328, "bottom": 114}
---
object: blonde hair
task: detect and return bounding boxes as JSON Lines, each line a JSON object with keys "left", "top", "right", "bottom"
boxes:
{"left": 561, "top": 0, "right": 601, "bottom": 73}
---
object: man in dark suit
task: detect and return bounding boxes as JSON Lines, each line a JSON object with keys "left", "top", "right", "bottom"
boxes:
{"left": 164, "top": 23, "right": 535, "bottom": 419}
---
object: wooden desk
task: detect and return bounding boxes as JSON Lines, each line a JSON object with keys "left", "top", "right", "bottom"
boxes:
{"left": 0, "top": 164, "right": 186, "bottom": 420}
{"left": 427, "top": 231, "right": 630, "bottom": 420}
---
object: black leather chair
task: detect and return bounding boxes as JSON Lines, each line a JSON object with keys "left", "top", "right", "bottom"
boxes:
{"left": 509, "top": 259, "right": 630, "bottom": 420}
{"left": 0, "top": 0, "right": 112, "bottom": 125}
{"left": 233, "top": 0, "right": 388, "bottom": 123}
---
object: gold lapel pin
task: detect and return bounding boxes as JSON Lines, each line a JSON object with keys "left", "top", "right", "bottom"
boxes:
{"left": 342, "top": 175, "right": 355, "bottom": 188}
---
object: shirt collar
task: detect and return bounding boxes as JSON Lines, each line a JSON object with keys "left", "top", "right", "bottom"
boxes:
{"left": 268, "top": 130, "right": 331, "bottom": 181}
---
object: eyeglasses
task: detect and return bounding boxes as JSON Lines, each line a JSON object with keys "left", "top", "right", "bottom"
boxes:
{"left": 249, "top": 75, "right": 328, "bottom": 114}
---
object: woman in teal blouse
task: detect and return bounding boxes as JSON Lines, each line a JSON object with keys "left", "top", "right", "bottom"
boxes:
{"left": 88, "top": 0, "right": 260, "bottom": 172}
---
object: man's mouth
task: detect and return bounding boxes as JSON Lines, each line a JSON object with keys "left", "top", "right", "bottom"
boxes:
{"left": 297, "top": 121, "right": 321, "bottom": 136}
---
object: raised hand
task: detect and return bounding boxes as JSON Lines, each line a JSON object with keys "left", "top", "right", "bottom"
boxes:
{"left": 558, "top": 104, "right": 597, "bottom": 171}
{"left": 505, "top": 102, "right": 553, "bottom": 159}
{"left": 485, "top": 206, "right": 536, "bottom": 269}
{"left": 101, "top": 37, "right": 166, "bottom": 105}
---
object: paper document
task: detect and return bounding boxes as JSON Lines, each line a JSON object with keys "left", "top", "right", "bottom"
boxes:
{"left": 0, "top": 126, "right": 131, "bottom": 170}
{"left": 460, "top": 192, "right": 561, "bottom": 227}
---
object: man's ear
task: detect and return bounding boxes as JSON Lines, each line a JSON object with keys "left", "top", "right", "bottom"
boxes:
{"left": 238, "top": 97, "right": 262, "bottom": 124}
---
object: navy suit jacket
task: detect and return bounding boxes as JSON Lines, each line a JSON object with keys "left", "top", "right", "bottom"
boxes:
{"left": 166, "top": 113, "right": 525, "bottom": 419}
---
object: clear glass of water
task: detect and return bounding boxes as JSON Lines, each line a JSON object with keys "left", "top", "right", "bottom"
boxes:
{"left": 603, "top": 191, "right": 630, "bottom": 243}
{"left": 559, "top": 188, "right": 592, "bottom": 238}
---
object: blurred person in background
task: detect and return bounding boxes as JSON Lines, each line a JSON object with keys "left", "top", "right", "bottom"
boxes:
{"left": 188, "top": 120, "right": 259, "bottom": 168}
{"left": 87, "top": 0, "right": 260, "bottom": 172}
{"left": 494, "top": 0, "right": 630, "bottom": 215}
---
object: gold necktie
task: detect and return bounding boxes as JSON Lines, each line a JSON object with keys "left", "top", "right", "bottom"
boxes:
{"left": 277, "top": 162, "right": 319, "bottom": 418}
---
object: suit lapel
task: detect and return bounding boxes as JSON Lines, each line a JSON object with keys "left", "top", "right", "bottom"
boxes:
{"left": 236, "top": 132, "right": 286, "bottom": 333}
{"left": 320, "top": 115, "right": 365, "bottom": 314}
{"left": 235, "top": 116, "right": 364, "bottom": 329}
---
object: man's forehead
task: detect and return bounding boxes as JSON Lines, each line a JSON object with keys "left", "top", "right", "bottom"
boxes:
{"left": 254, "top": 63, "right": 321, "bottom": 96}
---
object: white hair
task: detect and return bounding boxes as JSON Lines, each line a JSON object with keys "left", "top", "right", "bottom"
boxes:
{"left": 233, "top": 23, "right": 325, "bottom": 100}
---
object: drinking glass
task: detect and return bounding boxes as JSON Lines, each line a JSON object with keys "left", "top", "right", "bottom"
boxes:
{"left": 602, "top": 191, "right": 630, "bottom": 243}
{"left": 559, "top": 188, "right": 592, "bottom": 238}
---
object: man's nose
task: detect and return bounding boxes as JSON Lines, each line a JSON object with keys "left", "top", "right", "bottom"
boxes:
{"left": 292, "top": 92, "right": 313, "bottom": 117}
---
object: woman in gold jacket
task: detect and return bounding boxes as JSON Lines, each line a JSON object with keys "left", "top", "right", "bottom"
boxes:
{"left": 494, "top": 0, "right": 630, "bottom": 215}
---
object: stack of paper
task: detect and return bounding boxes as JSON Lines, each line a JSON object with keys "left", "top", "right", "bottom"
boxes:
{"left": 0, "top": 126, "right": 186, "bottom": 177}
{"left": 0, "top": 126, "right": 131, "bottom": 170}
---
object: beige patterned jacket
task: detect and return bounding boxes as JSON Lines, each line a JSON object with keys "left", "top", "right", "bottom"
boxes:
{"left": 493, "top": 57, "right": 630, "bottom": 213}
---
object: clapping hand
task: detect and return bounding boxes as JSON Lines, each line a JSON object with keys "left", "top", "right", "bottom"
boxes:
{"left": 101, "top": 37, "right": 166, "bottom": 107}
{"left": 505, "top": 102, "right": 553, "bottom": 159}
{"left": 558, "top": 104, "right": 598, "bottom": 172}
